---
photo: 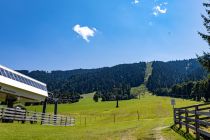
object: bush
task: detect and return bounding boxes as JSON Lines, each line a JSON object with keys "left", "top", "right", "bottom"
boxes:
{"left": 93, "top": 93, "right": 99, "bottom": 102}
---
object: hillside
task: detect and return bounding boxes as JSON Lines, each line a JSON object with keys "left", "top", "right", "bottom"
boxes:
{"left": 18, "top": 62, "right": 146, "bottom": 101}
{"left": 17, "top": 59, "right": 207, "bottom": 102}
{"left": 146, "top": 59, "right": 207, "bottom": 92}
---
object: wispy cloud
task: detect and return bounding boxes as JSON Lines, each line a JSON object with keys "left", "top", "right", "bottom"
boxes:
{"left": 132, "top": 0, "right": 139, "bottom": 5}
{"left": 153, "top": 3, "right": 168, "bottom": 16}
{"left": 73, "top": 24, "right": 97, "bottom": 42}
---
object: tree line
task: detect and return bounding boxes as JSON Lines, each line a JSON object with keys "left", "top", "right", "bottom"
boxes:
{"left": 94, "top": 83, "right": 134, "bottom": 102}
{"left": 153, "top": 78, "right": 210, "bottom": 101}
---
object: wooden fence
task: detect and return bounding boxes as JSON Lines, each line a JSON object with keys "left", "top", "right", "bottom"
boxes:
{"left": 174, "top": 103, "right": 210, "bottom": 139}
{"left": 0, "top": 107, "right": 75, "bottom": 126}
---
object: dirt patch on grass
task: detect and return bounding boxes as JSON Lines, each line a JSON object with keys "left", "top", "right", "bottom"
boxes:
{"left": 152, "top": 126, "right": 169, "bottom": 140}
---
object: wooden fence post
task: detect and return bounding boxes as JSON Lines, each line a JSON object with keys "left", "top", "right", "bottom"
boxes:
{"left": 32, "top": 112, "right": 37, "bottom": 124}
{"left": 185, "top": 109, "right": 189, "bottom": 133}
{"left": 13, "top": 108, "right": 16, "bottom": 121}
{"left": 41, "top": 113, "right": 44, "bottom": 125}
{"left": 85, "top": 117, "right": 86, "bottom": 127}
{"left": 137, "top": 110, "right": 140, "bottom": 121}
{"left": 54, "top": 115, "right": 57, "bottom": 126}
{"left": 22, "top": 110, "right": 26, "bottom": 124}
{"left": 1, "top": 108, "right": 4, "bottom": 122}
{"left": 195, "top": 106, "right": 200, "bottom": 140}
{"left": 48, "top": 114, "right": 51, "bottom": 125}
{"left": 60, "top": 116, "right": 63, "bottom": 126}
{"left": 65, "top": 117, "right": 67, "bottom": 126}
{"left": 173, "top": 108, "right": 176, "bottom": 124}
{"left": 25, "top": 110, "right": 28, "bottom": 123}
{"left": 178, "top": 109, "right": 182, "bottom": 129}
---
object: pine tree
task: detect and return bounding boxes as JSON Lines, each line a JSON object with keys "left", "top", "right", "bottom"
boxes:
{"left": 198, "top": 2, "right": 210, "bottom": 72}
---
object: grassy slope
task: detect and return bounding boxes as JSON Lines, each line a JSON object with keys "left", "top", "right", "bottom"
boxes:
{"left": 0, "top": 94, "right": 200, "bottom": 140}
{"left": 131, "top": 62, "right": 153, "bottom": 98}
{"left": 144, "top": 62, "right": 153, "bottom": 85}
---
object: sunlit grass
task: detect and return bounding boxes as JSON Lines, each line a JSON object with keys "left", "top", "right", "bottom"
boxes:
{"left": 0, "top": 93, "right": 200, "bottom": 140}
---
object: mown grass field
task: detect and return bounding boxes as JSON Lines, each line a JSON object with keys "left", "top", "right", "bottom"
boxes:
{"left": 0, "top": 93, "right": 200, "bottom": 140}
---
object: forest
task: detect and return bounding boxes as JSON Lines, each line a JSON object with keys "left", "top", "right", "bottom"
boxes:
{"left": 18, "top": 58, "right": 210, "bottom": 104}
{"left": 18, "top": 62, "right": 146, "bottom": 103}
{"left": 146, "top": 59, "right": 210, "bottom": 101}
{"left": 146, "top": 59, "right": 207, "bottom": 92}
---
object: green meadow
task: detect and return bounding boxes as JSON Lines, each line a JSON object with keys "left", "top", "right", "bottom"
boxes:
{"left": 0, "top": 93, "right": 200, "bottom": 140}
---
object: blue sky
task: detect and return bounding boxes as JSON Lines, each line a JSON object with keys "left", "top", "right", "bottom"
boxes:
{"left": 0, "top": 0, "right": 209, "bottom": 70}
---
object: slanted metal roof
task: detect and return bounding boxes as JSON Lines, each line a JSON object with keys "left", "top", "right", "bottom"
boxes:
{"left": 0, "top": 65, "right": 48, "bottom": 101}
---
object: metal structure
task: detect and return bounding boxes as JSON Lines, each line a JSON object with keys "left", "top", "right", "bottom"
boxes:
{"left": 0, "top": 65, "right": 48, "bottom": 107}
{"left": 0, "top": 65, "right": 66, "bottom": 125}
{"left": 48, "top": 92, "right": 58, "bottom": 115}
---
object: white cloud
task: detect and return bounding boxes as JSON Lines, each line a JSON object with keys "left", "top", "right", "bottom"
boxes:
{"left": 132, "top": 0, "right": 139, "bottom": 4}
{"left": 153, "top": 5, "right": 167, "bottom": 16}
{"left": 73, "top": 24, "right": 97, "bottom": 42}
{"left": 153, "top": 11, "right": 158, "bottom": 16}
{"left": 160, "top": 2, "right": 168, "bottom": 6}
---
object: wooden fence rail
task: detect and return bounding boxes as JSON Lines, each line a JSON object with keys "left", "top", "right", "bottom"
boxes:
{"left": 174, "top": 103, "right": 210, "bottom": 140}
{"left": 0, "top": 107, "right": 75, "bottom": 126}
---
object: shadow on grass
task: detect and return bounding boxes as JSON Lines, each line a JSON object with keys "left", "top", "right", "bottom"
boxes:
{"left": 171, "top": 125, "right": 195, "bottom": 140}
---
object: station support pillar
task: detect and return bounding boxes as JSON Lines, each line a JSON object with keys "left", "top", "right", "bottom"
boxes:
{"left": 41, "top": 98, "right": 47, "bottom": 125}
